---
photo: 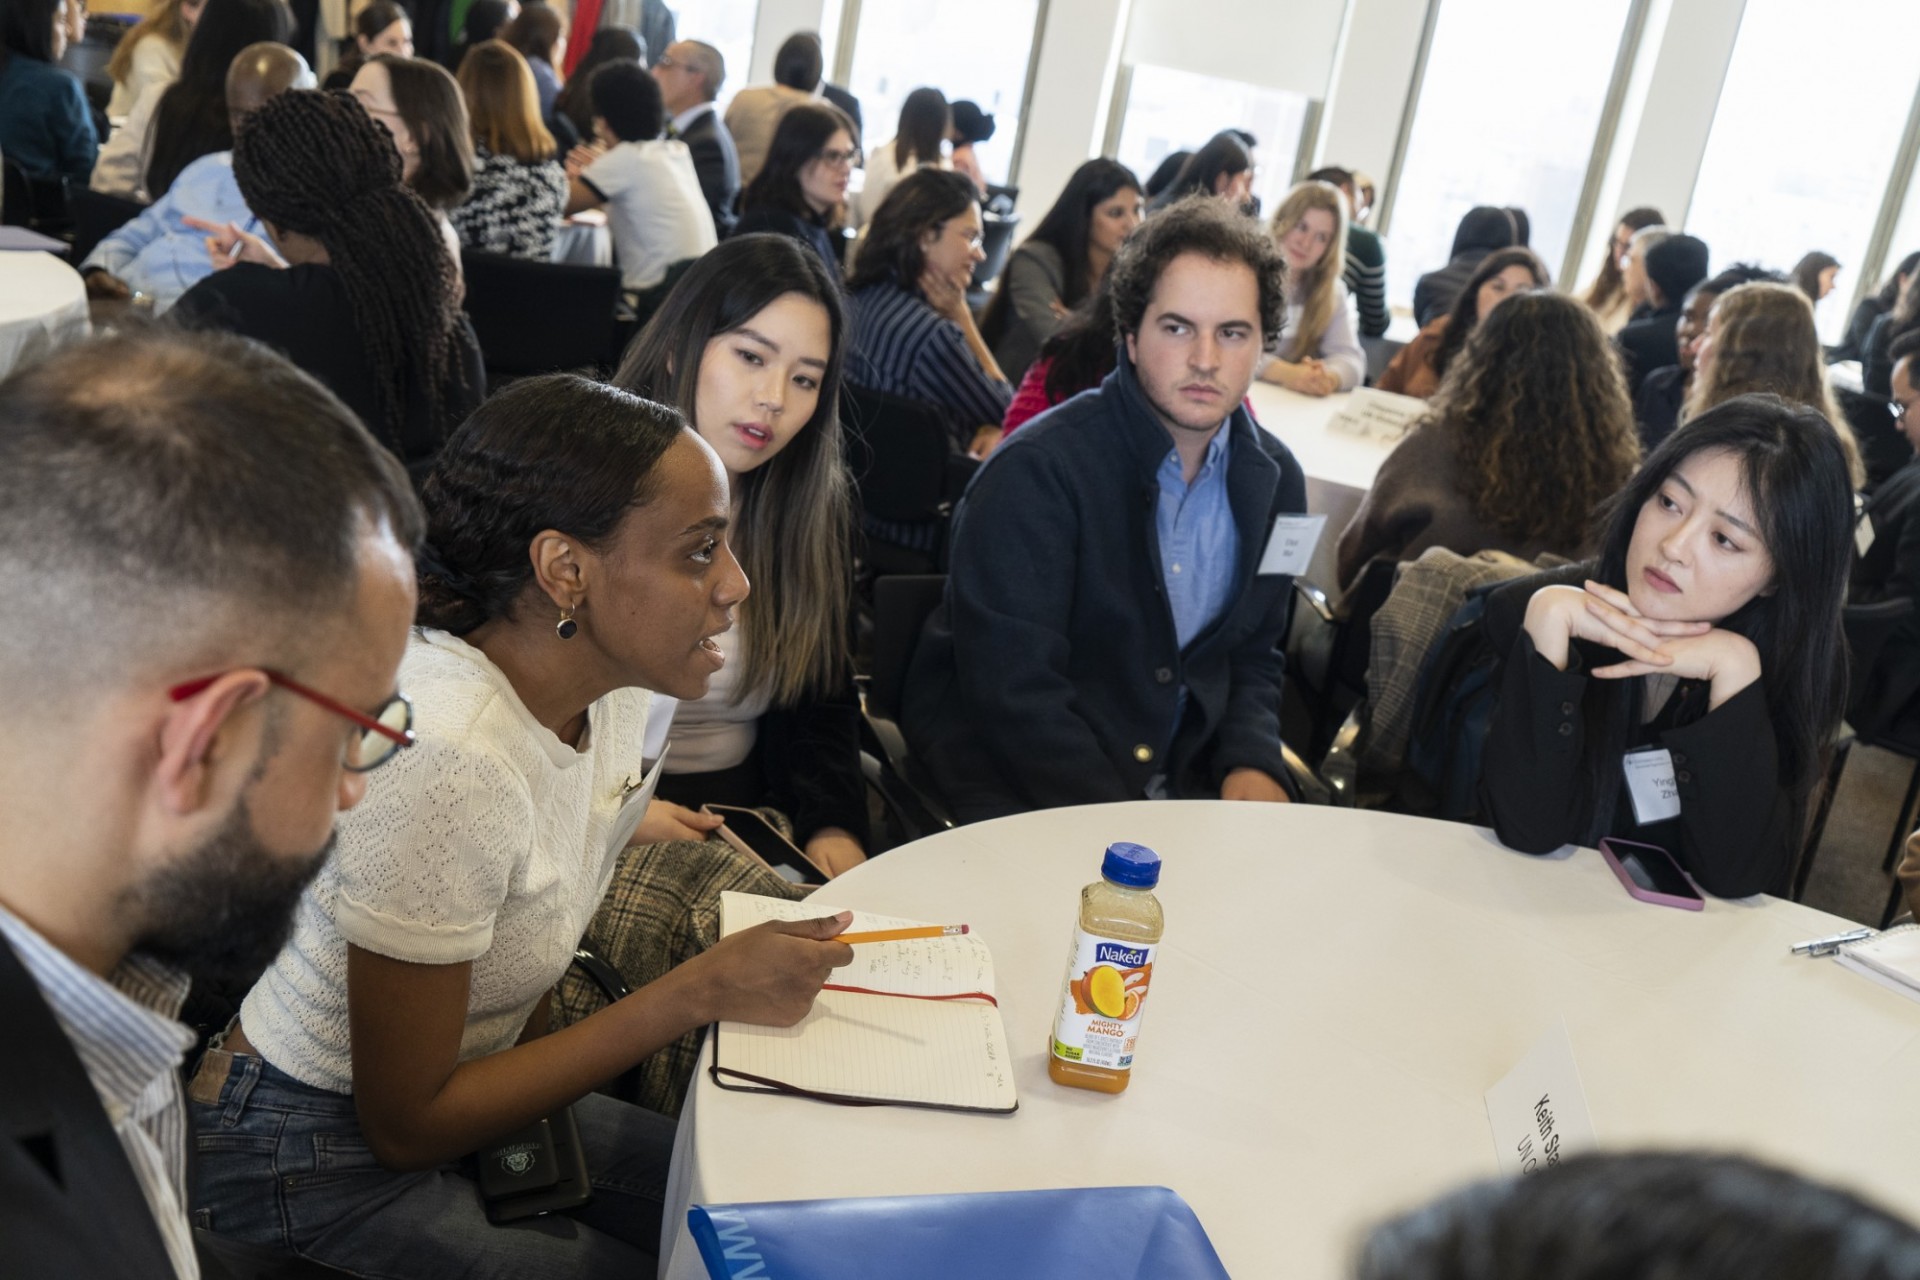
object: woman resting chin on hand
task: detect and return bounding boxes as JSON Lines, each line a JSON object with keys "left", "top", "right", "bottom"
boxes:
{"left": 1479, "top": 393, "right": 1854, "bottom": 900}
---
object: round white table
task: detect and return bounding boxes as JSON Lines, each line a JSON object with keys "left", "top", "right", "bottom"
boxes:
{"left": 660, "top": 802, "right": 1920, "bottom": 1279}
{"left": 0, "top": 251, "right": 90, "bottom": 381}
{"left": 1245, "top": 383, "right": 1401, "bottom": 594}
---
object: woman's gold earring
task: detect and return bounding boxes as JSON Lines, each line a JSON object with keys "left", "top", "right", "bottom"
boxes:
{"left": 556, "top": 608, "right": 578, "bottom": 640}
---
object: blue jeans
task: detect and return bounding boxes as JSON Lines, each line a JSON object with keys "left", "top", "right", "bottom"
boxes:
{"left": 188, "top": 1048, "right": 676, "bottom": 1280}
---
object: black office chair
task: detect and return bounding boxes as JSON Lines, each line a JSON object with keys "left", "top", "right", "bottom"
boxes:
{"left": 1285, "top": 559, "right": 1398, "bottom": 760}
{"left": 971, "top": 210, "right": 1020, "bottom": 291}
{"left": 840, "top": 382, "right": 975, "bottom": 577}
{"left": 66, "top": 186, "right": 145, "bottom": 267}
{"left": 860, "top": 574, "right": 957, "bottom": 844}
{"left": 3, "top": 157, "right": 72, "bottom": 236}
{"left": 459, "top": 249, "right": 624, "bottom": 385}
{"left": 1793, "top": 596, "right": 1916, "bottom": 906}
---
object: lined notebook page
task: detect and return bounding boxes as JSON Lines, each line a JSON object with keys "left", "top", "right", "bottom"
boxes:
{"left": 1838, "top": 925, "right": 1920, "bottom": 1004}
{"left": 714, "top": 893, "right": 1018, "bottom": 1112}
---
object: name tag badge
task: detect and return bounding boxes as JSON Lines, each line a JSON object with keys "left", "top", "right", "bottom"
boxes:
{"left": 607, "top": 746, "right": 670, "bottom": 854}
{"left": 1622, "top": 748, "right": 1681, "bottom": 826}
{"left": 1856, "top": 514, "right": 1876, "bottom": 558}
{"left": 1258, "top": 513, "right": 1327, "bottom": 577}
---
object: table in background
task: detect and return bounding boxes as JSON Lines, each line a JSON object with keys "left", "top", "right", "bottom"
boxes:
{"left": 0, "top": 251, "right": 89, "bottom": 380}
{"left": 1246, "top": 383, "right": 1400, "bottom": 595}
{"left": 661, "top": 801, "right": 1920, "bottom": 1279}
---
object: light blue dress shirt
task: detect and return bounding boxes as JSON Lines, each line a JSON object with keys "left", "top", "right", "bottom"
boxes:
{"left": 82, "top": 150, "right": 256, "bottom": 314}
{"left": 1155, "top": 425, "right": 1240, "bottom": 651}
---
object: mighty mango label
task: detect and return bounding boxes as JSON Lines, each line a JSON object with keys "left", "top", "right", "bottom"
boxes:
{"left": 1051, "top": 930, "right": 1156, "bottom": 1070}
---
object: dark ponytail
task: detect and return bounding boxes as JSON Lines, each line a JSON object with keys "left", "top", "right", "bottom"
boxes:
{"left": 416, "top": 374, "right": 685, "bottom": 633}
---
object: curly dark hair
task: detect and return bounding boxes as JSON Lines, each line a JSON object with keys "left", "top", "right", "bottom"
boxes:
{"left": 415, "top": 374, "right": 685, "bottom": 634}
{"left": 1106, "top": 192, "right": 1287, "bottom": 352}
{"left": 844, "top": 168, "right": 979, "bottom": 293}
{"left": 1425, "top": 289, "right": 1639, "bottom": 550}
{"left": 1430, "top": 246, "right": 1550, "bottom": 382}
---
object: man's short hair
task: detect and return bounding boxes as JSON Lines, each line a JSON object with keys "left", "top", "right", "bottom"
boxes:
{"left": 0, "top": 330, "right": 423, "bottom": 709}
{"left": 1108, "top": 194, "right": 1288, "bottom": 352}
{"left": 1890, "top": 327, "right": 1920, "bottom": 369}
{"left": 591, "top": 58, "right": 664, "bottom": 141}
{"left": 680, "top": 40, "right": 724, "bottom": 102}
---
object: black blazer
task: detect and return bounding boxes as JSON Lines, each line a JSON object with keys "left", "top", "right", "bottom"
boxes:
{"left": 1412, "top": 249, "right": 1492, "bottom": 326}
{"left": 1616, "top": 303, "right": 1682, "bottom": 396}
{"left": 902, "top": 357, "right": 1307, "bottom": 822}
{"left": 0, "top": 936, "right": 178, "bottom": 1279}
{"left": 677, "top": 105, "right": 741, "bottom": 238}
{"left": 821, "top": 81, "right": 862, "bottom": 141}
{"left": 1478, "top": 564, "right": 1794, "bottom": 898}
{"left": 731, "top": 206, "right": 843, "bottom": 284}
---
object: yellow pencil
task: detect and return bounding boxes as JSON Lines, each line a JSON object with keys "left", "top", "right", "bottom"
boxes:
{"left": 837, "top": 925, "right": 970, "bottom": 945}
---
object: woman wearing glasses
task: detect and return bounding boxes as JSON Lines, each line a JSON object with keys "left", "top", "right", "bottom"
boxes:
{"left": 846, "top": 167, "right": 1011, "bottom": 458}
{"left": 188, "top": 375, "right": 855, "bottom": 1279}
{"left": 731, "top": 101, "right": 856, "bottom": 284}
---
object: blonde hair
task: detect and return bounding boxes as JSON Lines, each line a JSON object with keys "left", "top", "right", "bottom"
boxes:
{"left": 107, "top": 0, "right": 191, "bottom": 87}
{"left": 1683, "top": 282, "right": 1864, "bottom": 488}
{"left": 456, "top": 39, "right": 555, "bottom": 163}
{"left": 1268, "top": 181, "right": 1348, "bottom": 361}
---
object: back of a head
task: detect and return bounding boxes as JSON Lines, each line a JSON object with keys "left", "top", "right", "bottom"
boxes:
{"left": 1306, "top": 165, "right": 1354, "bottom": 193}
{"left": 0, "top": 330, "right": 421, "bottom": 716}
{"left": 462, "top": 0, "right": 511, "bottom": 43}
{"left": 457, "top": 39, "right": 554, "bottom": 162}
{"left": 1143, "top": 150, "right": 1191, "bottom": 200}
{"left": 590, "top": 57, "right": 662, "bottom": 142}
{"left": 1151, "top": 131, "right": 1251, "bottom": 210}
{"left": 1700, "top": 261, "right": 1786, "bottom": 299}
{"left": 1645, "top": 232, "right": 1710, "bottom": 308}
{"left": 373, "top": 54, "right": 474, "bottom": 210}
{"left": 417, "top": 375, "right": 687, "bottom": 636}
{"left": 772, "top": 30, "right": 822, "bottom": 91}
{"left": 224, "top": 40, "right": 312, "bottom": 122}
{"left": 1449, "top": 205, "right": 1517, "bottom": 259}
{"left": 1107, "top": 192, "right": 1286, "bottom": 353}
{"left": 1, "top": 0, "right": 61, "bottom": 62}
{"left": 1433, "top": 288, "right": 1637, "bottom": 546}
{"left": 949, "top": 100, "right": 995, "bottom": 146}
{"left": 895, "top": 87, "right": 950, "bottom": 168}
{"left": 1354, "top": 1151, "right": 1920, "bottom": 1280}
{"left": 845, "top": 167, "right": 980, "bottom": 293}
{"left": 234, "top": 89, "right": 462, "bottom": 439}
{"left": 553, "top": 25, "right": 640, "bottom": 131}
{"left": 501, "top": 2, "right": 562, "bottom": 64}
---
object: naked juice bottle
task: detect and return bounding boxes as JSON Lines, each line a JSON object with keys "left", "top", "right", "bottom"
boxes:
{"left": 1049, "top": 842, "right": 1164, "bottom": 1093}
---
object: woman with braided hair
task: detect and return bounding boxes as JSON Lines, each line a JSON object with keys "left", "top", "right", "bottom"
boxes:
{"left": 174, "top": 88, "right": 484, "bottom": 485}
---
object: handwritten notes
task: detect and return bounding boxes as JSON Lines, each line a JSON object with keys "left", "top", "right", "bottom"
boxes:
{"left": 713, "top": 893, "right": 1018, "bottom": 1113}
{"left": 1325, "top": 387, "right": 1426, "bottom": 443}
{"left": 1484, "top": 1020, "right": 1597, "bottom": 1178}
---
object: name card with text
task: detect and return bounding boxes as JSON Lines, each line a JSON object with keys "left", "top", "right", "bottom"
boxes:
{"left": 1484, "top": 1019, "right": 1597, "bottom": 1178}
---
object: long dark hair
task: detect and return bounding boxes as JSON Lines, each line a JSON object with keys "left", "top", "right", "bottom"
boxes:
{"left": 613, "top": 235, "right": 852, "bottom": 704}
{"left": 553, "top": 25, "right": 639, "bottom": 139}
{"left": 1874, "top": 250, "right": 1920, "bottom": 310}
{"left": 372, "top": 54, "right": 475, "bottom": 211}
{"left": 416, "top": 375, "right": 685, "bottom": 634}
{"left": 1790, "top": 251, "right": 1840, "bottom": 306}
{"left": 501, "top": 1, "right": 563, "bottom": 65}
{"left": 979, "top": 157, "right": 1139, "bottom": 347}
{"left": 328, "top": 0, "right": 406, "bottom": 87}
{"left": 1147, "top": 131, "right": 1250, "bottom": 212}
{"left": 232, "top": 89, "right": 466, "bottom": 450}
{"left": 844, "top": 168, "right": 979, "bottom": 294}
{"left": 893, "top": 86, "right": 949, "bottom": 170}
{"left": 739, "top": 101, "right": 853, "bottom": 224}
{"left": 145, "top": 0, "right": 294, "bottom": 196}
{"left": 1431, "top": 246, "right": 1550, "bottom": 381}
{"left": 1580, "top": 206, "right": 1665, "bottom": 312}
{"left": 1036, "top": 268, "right": 1122, "bottom": 403}
{"left": 1575, "top": 394, "right": 1852, "bottom": 845}
{"left": 0, "top": 0, "right": 62, "bottom": 64}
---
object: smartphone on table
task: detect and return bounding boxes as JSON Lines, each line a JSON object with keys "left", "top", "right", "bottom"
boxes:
{"left": 701, "top": 804, "right": 829, "bottom": 886}
{"left": 1598, "top": 838, "right": 1704, "bottom": 911}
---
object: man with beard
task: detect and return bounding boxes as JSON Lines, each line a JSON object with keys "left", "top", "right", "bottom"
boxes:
{"left": 0, "top": 329, "right": 423, "bottom": 1277}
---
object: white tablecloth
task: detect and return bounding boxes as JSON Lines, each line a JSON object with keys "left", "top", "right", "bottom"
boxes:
{"left": 0, "top": 252, "right": 89, "bottom": 380}
{"left": 1245, "top": 383, "right": 1401, "bottom": 594}
{"left": 661, "top": 802, "right": 1920, "bottom": 1279}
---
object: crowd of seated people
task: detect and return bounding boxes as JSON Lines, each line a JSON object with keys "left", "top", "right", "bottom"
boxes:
{"left": 16, "top": 18, "right": 1920, "bottom": 1269}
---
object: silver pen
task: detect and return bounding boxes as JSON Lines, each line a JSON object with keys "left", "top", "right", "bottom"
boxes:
{"left": 1790, "top": 927, "right": 1873, "bottom": 957}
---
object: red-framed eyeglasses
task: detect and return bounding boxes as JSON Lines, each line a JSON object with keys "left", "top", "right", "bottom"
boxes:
{"left": 169, "top": 670, "right": 415, "bottom": 772}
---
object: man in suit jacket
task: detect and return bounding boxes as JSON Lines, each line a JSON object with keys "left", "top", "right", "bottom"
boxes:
{"left": 1617, "top": 233, "right": 1709, "bottom": 396}
{"left": 0, "top": 328, "right": 422, "bottom": 1275}
{"left": 655, "top": 40, "right": 740, "bottom": 236}
{"left": 903, "top": 196, "right": 1306, "bottom": 821}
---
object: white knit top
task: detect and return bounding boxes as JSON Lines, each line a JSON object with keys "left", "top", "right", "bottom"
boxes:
{"left": 241, "top": 628, "right": 652, "bottom": 1093}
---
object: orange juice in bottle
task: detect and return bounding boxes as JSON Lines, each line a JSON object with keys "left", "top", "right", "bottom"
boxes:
{"left": 1049, "top": 842, "right": 1163, "bottom": 1093}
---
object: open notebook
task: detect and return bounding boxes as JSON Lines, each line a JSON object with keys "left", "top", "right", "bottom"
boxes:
{"left": 709, "top": 892, "right": 1018, "bottom": 1114}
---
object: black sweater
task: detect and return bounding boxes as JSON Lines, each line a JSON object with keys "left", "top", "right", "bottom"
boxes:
{"left": 1479, "top": 566, "right": 1794, "bottom": 898}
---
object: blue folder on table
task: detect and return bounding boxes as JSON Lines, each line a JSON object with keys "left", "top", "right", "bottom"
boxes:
{"left": 687, "top": 1184, "right": 1232, "bottom": 1278}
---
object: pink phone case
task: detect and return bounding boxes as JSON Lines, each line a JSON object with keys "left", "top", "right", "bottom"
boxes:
{"left": 1599, "top": 838, "right": 1704, "bottom": 911}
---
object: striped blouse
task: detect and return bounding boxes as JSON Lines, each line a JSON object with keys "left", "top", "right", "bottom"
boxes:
{"left": 846, "top": 279, "right": 1012, "bottom": 446}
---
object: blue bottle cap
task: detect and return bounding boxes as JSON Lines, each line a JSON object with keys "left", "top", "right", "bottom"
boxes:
{"left": 1101, "top": 841, "right": 1162, "bottom": 888}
